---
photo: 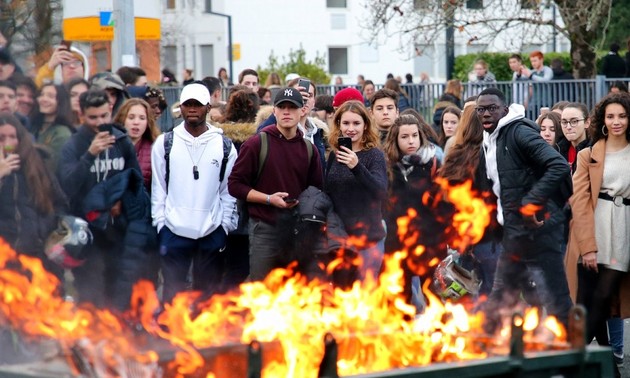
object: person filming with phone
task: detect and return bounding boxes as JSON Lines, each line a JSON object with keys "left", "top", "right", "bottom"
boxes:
{"left": 35, "top": 40, "right": 89, "bottom": 88}
{"left": 57, "top": 89, "right": 147, "bottom": 310}
{"left": 228, "top": 87, "right": 323, "bottom": 281}
{"left": 325, "top": 101, "right": 388, "bottom": 282}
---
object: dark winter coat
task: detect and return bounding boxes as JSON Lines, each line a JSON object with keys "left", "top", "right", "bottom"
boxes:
{"left": 494, "top": 120, "right": 571, "bottom": 239}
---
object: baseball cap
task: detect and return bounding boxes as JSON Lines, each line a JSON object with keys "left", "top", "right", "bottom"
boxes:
{"left": 333, "top": 87, "right": 364, "bottom": 107}
{"left": 274, "top": 87, "right": 304, "bottom": 107}
{"left": 180, "top": 83, "right": 210, "bottom": 105}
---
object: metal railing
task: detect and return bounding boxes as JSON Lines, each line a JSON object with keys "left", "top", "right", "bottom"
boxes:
{"left": 158, "top": 76, "right": 616, "bottom": 132}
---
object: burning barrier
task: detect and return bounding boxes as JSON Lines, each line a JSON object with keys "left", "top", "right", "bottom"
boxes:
{"left": 0, "top": 180, "right": 572, "bottom": 377}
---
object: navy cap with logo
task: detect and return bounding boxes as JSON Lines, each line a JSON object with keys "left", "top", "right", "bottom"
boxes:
{"left": 274, "top": 87, "right": 304, "bottom": 108}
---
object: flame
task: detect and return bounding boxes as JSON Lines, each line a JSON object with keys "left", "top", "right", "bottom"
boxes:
{"left": 520, "top": 203, "right": 543, "bottom": 217}
{"left": 0, "top": 178, "right": 569, "bottom": 377}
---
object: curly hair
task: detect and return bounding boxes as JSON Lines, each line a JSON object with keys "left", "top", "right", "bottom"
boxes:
{"left": 439, "top": 106, "right": 483, "bottom": 184}
{"left": 144, "top": 87, "right": 167, "bottom": 111}
{"left": 224, "top": 88, "right": 260, "bottom": 123}
{"left": 0, "top": 113, "right": 57, "bottom": 214}
{"left": 590, "top": 92, "right": 630, "bottom": 144}
{"left": 329, "top": 100, "right": 379, "bottom": 151}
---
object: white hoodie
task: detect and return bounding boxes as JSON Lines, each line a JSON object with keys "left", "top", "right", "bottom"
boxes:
{"left": 482, "top": 103, "right": 525, "bottom": 226}
{"left": 151, "top": 122, "right": 238, "bottom": 239}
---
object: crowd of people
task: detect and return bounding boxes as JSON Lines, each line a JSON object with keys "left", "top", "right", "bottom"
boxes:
{"left": 1, "top": 42, "right": 630, "bottom": 376}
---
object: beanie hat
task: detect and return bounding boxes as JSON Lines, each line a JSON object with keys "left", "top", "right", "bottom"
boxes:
{"left": 333, "top": 87, "right": 364, "bottom": 108}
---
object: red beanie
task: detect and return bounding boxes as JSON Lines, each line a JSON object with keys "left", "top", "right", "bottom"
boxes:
{"left": 332, "top": 87, "right": 364, "bottom": 107}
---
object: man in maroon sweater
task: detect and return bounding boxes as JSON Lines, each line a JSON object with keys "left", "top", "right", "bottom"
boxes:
{"left": 228, "top": 87, "right": 323, "bottom": 280}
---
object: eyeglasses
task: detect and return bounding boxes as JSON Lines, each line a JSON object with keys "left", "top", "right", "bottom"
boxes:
{"left": 62, "top": 60, "right": 82, "bottom": 68}
{"left": 560, "top": 118, "right": 584, "bottom": 127}
{"left": 475, "top": 105, "right": 501, "bottom": 115}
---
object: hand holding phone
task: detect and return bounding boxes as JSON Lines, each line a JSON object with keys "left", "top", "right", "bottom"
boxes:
{"left": 337, "top": 136, "right": 352, "bottom": 151}
{"left": 283, "top": 198, "right": 298, "bottom": 204}
{"left": 61, "top": 40, "right": 72, "bottom": 50}
{"left": 98, "top": 123, "right": 113, "bottom": 134}
{"left": 297, "top": 79, "right": 311, "bottom": 99}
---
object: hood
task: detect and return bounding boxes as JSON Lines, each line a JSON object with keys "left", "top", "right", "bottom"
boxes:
{"left": 53, "top": 46, "right": 90, "bottom": 84}
{"left": 308, "top": 116, "right": 330, "bottom": 135}
{"left": 489, "top": 103, "right": 525, "bottom": 138}
{"left": 214, "top": 122, "right": 257, "bottom": 143}
{"left": 255, "top": 105, "right": 274, "bottom": 127}
{"left": 261, "top": 124, "right": 304, "bottom": 141}
{"left": 174, "top": 121, "right": 224, "bottom": 143}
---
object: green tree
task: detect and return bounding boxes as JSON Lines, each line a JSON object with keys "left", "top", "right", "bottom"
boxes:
{"left": 602, "top": 0, "right": 630, "bottom": 48}
{"left": 257, "top": 46, "right": 331, "bottom": 86}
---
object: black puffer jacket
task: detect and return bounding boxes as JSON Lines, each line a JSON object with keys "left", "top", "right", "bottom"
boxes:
{"left": 495, "top": 119, "right": 571, "bottom": 239}
{"left": 296, "top": 186, "right": 352, "bottom": 256}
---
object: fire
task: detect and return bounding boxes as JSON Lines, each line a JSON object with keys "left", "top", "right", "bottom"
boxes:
{"left": 0, "top": 178, "right": 569, "bottom": 377}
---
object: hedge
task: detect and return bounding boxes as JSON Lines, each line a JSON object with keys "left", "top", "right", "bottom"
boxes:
{"left": 454, "top": 52, "right": 574, "bottom": 82}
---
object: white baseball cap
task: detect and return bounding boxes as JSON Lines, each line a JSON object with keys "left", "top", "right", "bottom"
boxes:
{"left": 179, "top": 83, "right": 210, "bottom": 105}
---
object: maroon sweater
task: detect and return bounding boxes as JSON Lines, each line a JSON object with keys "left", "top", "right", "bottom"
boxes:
{"left": 228, "top": 125, "right": 323, "bottom": 225}
{"left": 135, "top": 138, "right": 153, "bottom": 192}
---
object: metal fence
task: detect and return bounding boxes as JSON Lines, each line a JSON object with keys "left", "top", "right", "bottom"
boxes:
{"left": 158, "top": 76, "right": 616, "bottom": 132}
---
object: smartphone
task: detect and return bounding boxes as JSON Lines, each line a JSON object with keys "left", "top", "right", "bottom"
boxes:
{"left": 98, "top": 124, "right": 113, "bottom": 134}
{"left": 283, "top": 198, "right": 298, "bottom": 204}
{"left": 61, "top": 40, "right": 72, "bottom": 50}
{"left": 338, "top": 136, "right": 352, "bottom": 150}
{"left": 297, "top": 78, "right": 311, "bottom": 91}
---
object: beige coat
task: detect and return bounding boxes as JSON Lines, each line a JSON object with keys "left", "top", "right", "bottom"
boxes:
{"left": 565, "top": 139, "right": 630, "bottom": 317}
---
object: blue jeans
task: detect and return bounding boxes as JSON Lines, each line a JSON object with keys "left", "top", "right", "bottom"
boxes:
{"left": 356, "top": 238, "right": 385, "bottom": 281}
{"left": 472, "top": 240, "right": 502, "bottom": 296}
{"left": 608, "top": 317, "right": 624, "bottom": 355}
{"left": 159, "top": 226, "right": 227, "bottom": 303}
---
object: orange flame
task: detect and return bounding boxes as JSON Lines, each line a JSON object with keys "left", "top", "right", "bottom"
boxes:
{"left": 0, "top": 177, "right": 569, "bottom": 377}
{"left": 520, "top": 203, "right": 543, "bottom": 217}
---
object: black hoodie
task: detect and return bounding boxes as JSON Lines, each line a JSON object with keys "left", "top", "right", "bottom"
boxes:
{"left": 57, "top": 124, "right": 140, "bottom": 214}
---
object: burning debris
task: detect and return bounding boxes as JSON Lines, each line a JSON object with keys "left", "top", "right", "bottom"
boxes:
{"left": 0, "top": 180, "right": 578, "bottom": 377}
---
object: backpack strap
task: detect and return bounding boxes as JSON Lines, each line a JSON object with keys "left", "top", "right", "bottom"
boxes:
{"left": 255, "top": 132, "right": 269, "bottom": 186}
{"left": 219, "top": 136, "right": 233, "bottom": 183}
{"left": 255, "top": 131, "right": 314, "bottom": 186}
{"left": 163, "top": 130, "right": 174, "bottom": 193}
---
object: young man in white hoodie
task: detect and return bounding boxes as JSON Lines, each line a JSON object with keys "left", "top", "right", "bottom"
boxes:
{"left": 476, "top": 88, "right": 573, "bottom": 334}
{"left": 151, "top": 82, "right": 238, "bottom": 302}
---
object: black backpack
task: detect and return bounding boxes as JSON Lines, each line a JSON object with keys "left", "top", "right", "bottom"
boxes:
{"left": 163, "top": 130, "right": 233, "bottom": 192}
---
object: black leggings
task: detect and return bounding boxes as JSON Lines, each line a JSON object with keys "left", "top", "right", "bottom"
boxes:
{"left": 576, "top": 264, "right": 625, "bottom": 344}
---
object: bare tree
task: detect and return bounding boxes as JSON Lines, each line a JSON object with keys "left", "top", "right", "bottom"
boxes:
{"left": 363, "top": 0, "right": 612, "bottom": 78}
{"left": 0, "top": 0, "right": 63, "bottom": 67}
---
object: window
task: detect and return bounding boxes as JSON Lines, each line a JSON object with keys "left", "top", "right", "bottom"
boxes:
{"left": 200, "top": 44, "right": 214, "bottom": 79}
{"left": 330, "top": 14, "right": 346, "bottom": 30}
{"left": 166, "top": 0, "right": 175, "bottom": 9}
{"left": 162, "top": 46, "right": 177, "bottom": 75}
{"left": 328, "top": 47, "right": 348, "bottom": 75}
{"left": 327, "top": 0, "right": 346, "bottom": 8}
{"left": 521, "top": 0, "right": 536, "bottom": 9}
{"left": 466, "top": 0, "right": 483, "bottom": 9}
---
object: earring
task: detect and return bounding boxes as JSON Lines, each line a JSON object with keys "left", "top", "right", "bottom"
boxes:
{"left": 602, "top": 125, "right": 608, "bottom": 136}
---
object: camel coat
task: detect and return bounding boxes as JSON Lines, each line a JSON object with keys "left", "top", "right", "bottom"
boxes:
{"left": 564, "top": 139, "right": 630, "bottom": 317}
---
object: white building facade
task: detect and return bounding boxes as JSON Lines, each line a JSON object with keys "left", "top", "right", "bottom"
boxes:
{"left": 160, "top": 0, "right": 569, "bottom": 84}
